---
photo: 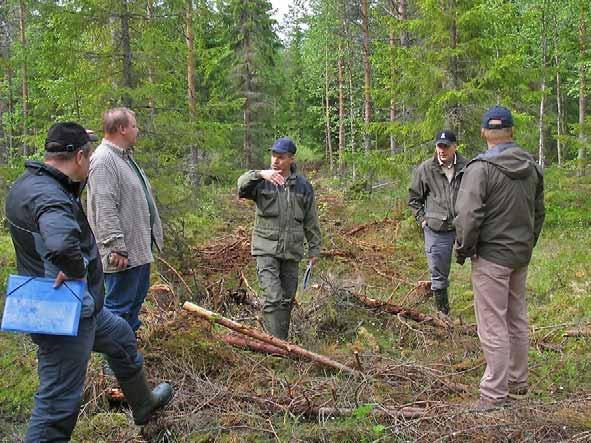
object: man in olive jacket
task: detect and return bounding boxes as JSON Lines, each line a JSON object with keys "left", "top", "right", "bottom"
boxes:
{"left": 408, "top": 130, "right": 467, "bottom": 314}
{"left": 455, "top": 106, "right": 545, "bottom": 409}
{"left": 238, "top": 137, "right": 322, "bottom": 339}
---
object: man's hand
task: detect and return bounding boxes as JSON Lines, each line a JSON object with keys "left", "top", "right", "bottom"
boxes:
{"left": 309, "top": 256, "right": 318, "bottom": 266}
{"left": 53, "top": 271, "right": 69, "bottom": 288}
{"left": 259, "top": 169, "right": 286, "bottom": 186}
{"left": 109, "top": 252, "right": 129, "bottom": 270}
{"left": 421, "top": 220, "right": 427, "bottom": 229}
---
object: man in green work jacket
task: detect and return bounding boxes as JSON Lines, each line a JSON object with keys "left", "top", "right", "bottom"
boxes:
{"left": 238, "top": 137, "right": 322, "bottom": 339}
{"left": 408, "top": 130, "right": 467, "bottom": 314}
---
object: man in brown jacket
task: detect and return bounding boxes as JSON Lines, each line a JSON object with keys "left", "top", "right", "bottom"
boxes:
{"left": 455, "top": 106, "right": 545, "bottom": 410}
{"left": 409, "top": 130, "right": 467, "bottom": 314}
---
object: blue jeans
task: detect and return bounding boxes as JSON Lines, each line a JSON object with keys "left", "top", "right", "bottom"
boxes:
{"left": 104, "top": 263, "right": 151, "bottom": 332}
{"left": 25, "top": 308, "right": 143, "bottom": 443}
{"left": 423, "top": 226, "right": 456, "bottom": 291}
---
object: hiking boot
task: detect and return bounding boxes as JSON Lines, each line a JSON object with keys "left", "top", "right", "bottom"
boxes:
{"left": 508, "top": 384, "right": 528, "bottom": 400}
{"left": 469, "top": 397, "right": 507, "bottom": 412}
{"left": 118, "top": 368, "right": 173, "bottom": 425}
{"left": 433, "top": 288, "right": 450, "bottom": 315}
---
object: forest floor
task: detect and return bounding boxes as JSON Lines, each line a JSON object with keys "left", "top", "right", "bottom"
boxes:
{"left": 1, "top": 167, "right": 591, "bottom": 442}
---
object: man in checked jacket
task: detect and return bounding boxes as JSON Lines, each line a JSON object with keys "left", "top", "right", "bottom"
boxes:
{"left": 87, "top": 107, "right": 163, "bottom": 334}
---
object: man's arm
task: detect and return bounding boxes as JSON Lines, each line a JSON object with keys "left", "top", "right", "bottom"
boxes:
{"left": 454, "top": 162, "right": 487, "bottom": 263}
{"left": 533, "top": 165, "right": 545, "bottom": 246}
{"left": 303, "top": 187, "right": 322, "bottom": 260}
{"left": 35, "top": 199, "right": 86, "bottom": 279}
{"left": 87, "top": 159, "right": 128, "bottom": 256}
{"left": 408, "top": 165, "right": 427, "bottom": 227}
{"left": 237, "top": 170, "right": 262, "bottom": 201}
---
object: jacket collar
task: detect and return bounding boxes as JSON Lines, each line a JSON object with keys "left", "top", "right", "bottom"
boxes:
{"left": 25, "top": 160, "right": 83, "bottom": 196}
{"left": 101, "top": 138, "right": 133, "bottom": 159}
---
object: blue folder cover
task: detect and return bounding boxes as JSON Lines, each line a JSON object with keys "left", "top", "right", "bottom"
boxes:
{"left": 1, "top": 275, "right": 85, "bottom": 336}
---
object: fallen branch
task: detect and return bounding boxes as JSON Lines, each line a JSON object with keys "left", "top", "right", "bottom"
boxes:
{"left": 563, "top": 327, "right": 591, "bottom": 338}
{"left": 244, "top": 395, "right": 428, "bottom": 419}
{"left": 183, "top": 301, "right": 359, "bottom": 376}
{"left": 347, "top": 290, "right": 452, "bottom": 330}
{"left": 223, "top": 333, "right": 290, "bottom": 357}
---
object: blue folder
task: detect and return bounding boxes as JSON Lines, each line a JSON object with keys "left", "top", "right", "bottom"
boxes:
{"left": 1, "top": 275, "right": 85, "bottom": 336}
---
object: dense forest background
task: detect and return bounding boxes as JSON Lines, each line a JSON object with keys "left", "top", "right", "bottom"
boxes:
{"left": 0, "top": 0, "right": 590, "bottom": 180}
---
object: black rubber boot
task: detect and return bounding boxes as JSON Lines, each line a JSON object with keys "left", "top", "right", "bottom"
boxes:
{"left": 118, "top": 368, "right": 173, "bottom": 425}
{"left": 433, "top": 288, "right": 450, "bottom": 315}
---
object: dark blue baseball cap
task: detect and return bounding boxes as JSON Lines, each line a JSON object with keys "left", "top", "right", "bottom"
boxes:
{"left": 45, "top": 122, "right": 98, "bottom": 152}
{"left": 435, "top": 130, "right": 457, "bottom": 146}
{"left": 271, "top": 137, "right": 297, "bottom": 155}
{"left": 482, "top": 106, "right": 513, "bottom": 129}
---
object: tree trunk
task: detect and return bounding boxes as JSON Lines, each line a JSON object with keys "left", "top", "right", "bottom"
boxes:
{"left": 360, "top": 0, "right": 372, "bottom": 152}
{"left": 538, "top": 3, "right": 547, "bottom": 169}
{"left": 337, "top": 41, "right": 345, "bottom": 172}
{"left": 447, "top": 0, "right": 459, "bottom": 131}
{"left": 399, "top": 0, "right": 408, "bottom": 48}
{"left": 388, "top": 0, "right": 398, "bottom": 154}
{"left": 324, "top": 44, "right": 333, "bottom": 171}
{"left": 241, "top": 14, "right": 254, "bottom": 169}
{"left": 120, "top": 0, "right": 133, "bottom": 107}
{"left": 186, "top": 0, "right": 200, "bottom": 187}
{"left": 146, "top": 0, "right": 156, "bottom": 129}
{"left": 577, "top": 6, "right": 587, "bottom": 176}
{"left": 555, "top": 47, "right": 563, "bottom": 167}
{"left": 18, "top": 0, "right": 28, "bottom": 156}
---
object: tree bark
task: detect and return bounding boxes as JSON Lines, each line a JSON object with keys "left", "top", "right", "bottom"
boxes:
{"left": 538, "top": 2, "right": 547, "bottom": 169}
{"left": 324, "top": 44, "right": 333, "bottom": 171}
{"left": 337, "top": 41, "right": 345, "bottom": 171}
{"left": 360, "top": 0, "right": 372, "bottom": 152}
{"left": 186, "top": 0, "right": 200, "bottom": 187}
{"left": 577, "top": 6, "right": 587, "bottom": 176}
{"left": 388, "top": 0, "right": 398, "bottom": 154}
{"left": 146, "top": 0, "right": 156, "bottom": 129}
{"left": 120, "top": 0, "right": 133, "bottom": 107}
{"left": 183, "top": 301, "right": 359, "bottom": 375}
{"left": 18, "top": 0, "right": 28, "bottom": 156}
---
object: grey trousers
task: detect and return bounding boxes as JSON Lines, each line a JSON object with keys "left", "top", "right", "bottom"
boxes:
{"left": 256, "top": 256, "right": 299, "bottom": 339}
{"left": 472, "top": 256, "right": 529, "bottom": 401}
{"left": 423, "top": 226, "right": 456, "bottom": 291}
{"left": 25, "top": 308, "right": 144, "bottom": 442}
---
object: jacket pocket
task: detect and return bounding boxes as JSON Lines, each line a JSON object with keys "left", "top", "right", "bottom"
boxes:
{"left": 293, "top": 194, "right": 306, "bottom": 222}
{"left": 256, "top": 190, "right": 279, "bottom": 217}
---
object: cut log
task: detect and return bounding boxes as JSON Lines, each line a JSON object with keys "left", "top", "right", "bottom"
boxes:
{"left": 347, "top": 290, "right": 452, "bottom": 330}
{"left": 563, "top": 327, "right": 591, "bottom": 338}
{"left": 223, "top": 333, "right": 290, "bottom": 357}
{"left": 183, "top": 302, "right": 359, "bottom": 375}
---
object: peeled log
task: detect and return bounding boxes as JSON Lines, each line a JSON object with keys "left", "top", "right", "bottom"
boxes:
{"left": 183, "top": 301, "right": 359, "bottom": 376}
{"left": 223, "top": 333, "right": 290, "bottom": 357}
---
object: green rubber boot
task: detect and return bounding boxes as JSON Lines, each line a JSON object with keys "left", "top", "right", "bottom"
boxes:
{"left": 263, "top": 309, "right": 291, "bottom": 340}
{"left": 118, "top": 368, "right": 173, "bottom": 425}
{"left": 433, "top": 288, "right": 450, "bottom": 315}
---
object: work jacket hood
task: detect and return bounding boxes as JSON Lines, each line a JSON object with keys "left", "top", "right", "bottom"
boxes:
{"left": 473, "top": 142, "right": 535, "bottom": 180}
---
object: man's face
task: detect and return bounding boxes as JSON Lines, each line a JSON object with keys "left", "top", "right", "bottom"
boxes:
{"left": 271, "top": 152, "right": 295, "bottom": 176}
{"left": 436, "top": 143, "right": 457, "bottom": 164}
{"left": 73, "top": 145, "right": 94, "bottom": 181}
{"left": 120, "top": 114, "right": 138, "bottom": 147}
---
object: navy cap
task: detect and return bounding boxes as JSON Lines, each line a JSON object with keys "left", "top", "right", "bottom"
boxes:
{"left": 45, "top": 122, "right": 97, "bottom": 152}
{"left": 271, "top": 137, "right": 297, "bottom": 155}
{"left": 482, "top": 106, "right": 513, "bottom": 129}
{"left": 435, "top": 130, "right": 457, "bottom": 146}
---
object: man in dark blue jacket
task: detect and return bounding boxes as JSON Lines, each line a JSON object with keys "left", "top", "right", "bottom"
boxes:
{"left": 5, "top": 122, "right": 172, "bottom": 442}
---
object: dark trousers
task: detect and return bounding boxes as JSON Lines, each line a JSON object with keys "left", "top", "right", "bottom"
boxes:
{"left": 256, "top": 256, "right": 299, "bottom": 339}
{"left": 104, "top": 263, "right": 151, "bottom": 332}
{"left": 25, "top": 308, "right": 143, "bottom": 443}
{"left": 423, "top": 226, "right": 456, "bottom": 291}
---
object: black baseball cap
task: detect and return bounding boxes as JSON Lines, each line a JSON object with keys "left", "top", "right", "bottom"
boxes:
{"left": 271, "top": 137, "right": 297, "bottom": 155}
{"left": 435, "top": 130, "right": 457, "bottom": 146}
{"left": 482, "top": 106, "right": 513, "bottom": 129}
{"left": 45, "top": 122, "right": 98, "bottom": 153}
